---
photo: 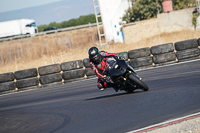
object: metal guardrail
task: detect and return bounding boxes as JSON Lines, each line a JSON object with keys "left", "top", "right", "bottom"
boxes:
{"left": 0, "top": 22, "right": 100, "bottom": 42}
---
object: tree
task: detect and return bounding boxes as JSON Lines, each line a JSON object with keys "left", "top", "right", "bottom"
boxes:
{"left": 123, "top": 0, "right": 196, "bottom": 23}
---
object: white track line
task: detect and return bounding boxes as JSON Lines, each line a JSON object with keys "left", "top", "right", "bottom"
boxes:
{"left": 127, "top": 112, "right": 200, "bottom": 133}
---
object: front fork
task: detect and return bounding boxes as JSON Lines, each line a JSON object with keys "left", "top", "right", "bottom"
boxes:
{"left": 122, "top": 65, "right": 142, "bottom": 81}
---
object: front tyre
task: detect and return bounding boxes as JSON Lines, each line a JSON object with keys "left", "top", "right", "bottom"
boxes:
{"left": 127, "top": 73, "right": 149, "bottom": 91}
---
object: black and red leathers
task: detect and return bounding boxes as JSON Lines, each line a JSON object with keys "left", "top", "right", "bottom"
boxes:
{"left": 89, "top": 51, "right": 119, "bottom": 89}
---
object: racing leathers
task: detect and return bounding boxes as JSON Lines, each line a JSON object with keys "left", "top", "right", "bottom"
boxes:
{"left": 89, "top": 51, "right": 119, "bottom": 91}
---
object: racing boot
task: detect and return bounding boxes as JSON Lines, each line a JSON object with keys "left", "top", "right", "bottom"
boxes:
{"left": 97, "top": 82, "right": 105, "bottom": 91}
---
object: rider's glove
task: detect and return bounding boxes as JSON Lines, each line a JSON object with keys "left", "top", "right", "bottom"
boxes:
{"left": 104, "top": 75, "right": 109, "bottom": 81}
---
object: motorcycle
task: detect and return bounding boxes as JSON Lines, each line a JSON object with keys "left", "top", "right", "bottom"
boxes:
{"left": 104, "top": 58, "right": 149, "bottom": 93}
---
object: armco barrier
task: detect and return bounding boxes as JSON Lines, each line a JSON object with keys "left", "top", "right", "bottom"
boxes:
{"left": 0, "top": 72, "right": 15, "bottom": 92}
{"left": 151, "top": 43, "right": 177, "bottom": 65}
{"left": 128, "top": 47, "right": 153, "bottom": 69}
{"left": 39, "top": 64, "right": 62, "bottom": 86}
{"left": 15, "top": 68, "right": 39, "bottom": 90}
{"left": 175, "top": 39, "right": 200, "bottom": 61}
{"left": 0, "top": 38, "right": 200, "bottom": 94}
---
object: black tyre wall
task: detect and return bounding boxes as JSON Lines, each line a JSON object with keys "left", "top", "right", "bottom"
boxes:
{"left": 0, "top": 72, "right": 14, "bottom": 83}
{"left": 85, "top": 68, "right": 95, "bottom": 77}
{"left": 14, "top": 68, "right": 38, "bottom": 80}
{"left": 175, "top": 39, "right": 198, "bottom": 51}
{"left": 153, "top": 52, "right": 176, "bottom": 64}
{"left": 39, "top": 73, "right": 62, "bottom": 85}
{"left": 83, "top": 58, "right": 90, "bottom": 68}
{"left": 176, "top": 48, "right": 200, "bottom": 61}
{"left": 129, "top": 56, "right": 153, "bottom": 68}
{"left": 38, "top": 64, "right": 61, "bottom": 76}
{"left": 61, "top": 60, "right": 83, "bottom": 71}
{"left": 0, "top": 82, "right": 16, "bottom": 92}
{"left": 62, "top": 69, "right": 85, "bottom": 80}
{"left": 16, "top": 77, "right": 39, "bottom": 89}
{"left": 128, "top": 47, "right": 151, "bottom": 59}
{"left": 151, "top": 43, "right": 174, "bottom": 55}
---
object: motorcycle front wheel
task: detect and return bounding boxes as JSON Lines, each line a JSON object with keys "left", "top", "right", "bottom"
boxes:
{"left": 127, "top": 73, "right": 149, "bottom": 91}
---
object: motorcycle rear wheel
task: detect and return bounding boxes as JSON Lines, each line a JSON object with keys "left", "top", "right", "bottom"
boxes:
{"left": 127, "top": 73, "right": 149, "bottom": 91}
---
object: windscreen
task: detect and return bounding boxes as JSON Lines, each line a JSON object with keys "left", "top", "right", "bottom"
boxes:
{"left": 31, "top": 22, "right": 36, "bottom": 27}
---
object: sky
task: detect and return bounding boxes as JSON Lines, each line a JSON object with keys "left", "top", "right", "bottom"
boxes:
{"left": 0, "top": 0, "right": 95, "bottom": 25}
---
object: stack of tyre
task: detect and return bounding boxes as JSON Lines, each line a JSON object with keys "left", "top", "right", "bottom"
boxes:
{"left": 0, "top": 72, "right": 15, "bottom": 92}
{"left": 175, "top": 39, "right": 200, "bottom": 62}
{"left": 151, "top": 43, "right": 177, "bottom": 66}
{"left": 39, "top": 64, "right": 62, "bottom": 87}
{"left": 61, "top": 60, "right": 85, "bottom": 83}
{"left": 83, "top": 58, "right": 95, "bottom": 78}
{"left": 128, "top": 47, "right": 153, "bottom": 69}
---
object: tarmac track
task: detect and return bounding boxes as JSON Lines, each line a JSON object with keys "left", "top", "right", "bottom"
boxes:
{"left": 0, "top": 60, "right": 200, "bottom": 133}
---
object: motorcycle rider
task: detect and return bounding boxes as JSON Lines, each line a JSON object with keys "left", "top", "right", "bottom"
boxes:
{"left": 88, "top": 46, "right": 120, "bottom": 91}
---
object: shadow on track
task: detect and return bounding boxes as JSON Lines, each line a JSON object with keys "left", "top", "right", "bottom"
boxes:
{"left": 85, "top": 91, "right": 143, "bottom": 101}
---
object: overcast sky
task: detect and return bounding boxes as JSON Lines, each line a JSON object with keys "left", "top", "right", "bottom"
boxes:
{"left": 0, "top": 0, "right": 95, "bottom": 25}
{"left": 0, "top": 0, "right": 64, "bottom": 13}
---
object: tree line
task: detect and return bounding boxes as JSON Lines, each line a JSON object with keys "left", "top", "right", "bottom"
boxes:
{"left": 38, "top": 14, "right": 101, "bottom": 32}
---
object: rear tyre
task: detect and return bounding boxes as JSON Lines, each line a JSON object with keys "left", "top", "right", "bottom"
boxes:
{"left": 127, "top": 73, "right": 149, "bottom": 91}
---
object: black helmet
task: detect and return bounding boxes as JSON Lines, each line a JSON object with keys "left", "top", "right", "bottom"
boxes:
{"left": 88, "top": 47, "right": 101, "bottom": 63}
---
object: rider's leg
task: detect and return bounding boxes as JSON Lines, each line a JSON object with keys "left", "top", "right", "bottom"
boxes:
{"left": 97, "top": 81, "right": 119, "bottom": 92}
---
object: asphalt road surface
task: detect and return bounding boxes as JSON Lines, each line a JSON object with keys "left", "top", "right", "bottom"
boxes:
{"left": 0, "top": 60, "right": 200, "bottom": 133}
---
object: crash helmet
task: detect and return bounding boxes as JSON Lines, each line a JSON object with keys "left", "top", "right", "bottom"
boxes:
{"left": 88, "top": 47, "right": 101, "bottom": 63}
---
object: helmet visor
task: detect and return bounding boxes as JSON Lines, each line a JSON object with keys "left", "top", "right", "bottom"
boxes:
{"left": 91, "top": 54, "right": 100, "bottom": 62}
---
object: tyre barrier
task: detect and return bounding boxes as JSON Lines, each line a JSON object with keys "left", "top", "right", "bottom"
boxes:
{"left": 117, "top": 52, "right": 128, "bottom": 61}
{"left": 38, "top": 64, "right": 61, "bottom": 76}
{"left": 62, "top": 69, "right": 85, "bottom": 82}
{"left": 38, "top": 64, "right": 62, "bottom": 87}
{"left": 61, "top": 60, "right": 85, "bottom": 82}
{"left": 198, "top": 38, "right": 200, "bottom": 46}
{"left": 1, "top": 38, "right": 200, "bottom": 93}
{"left": 0, "top": 72, "right": 15, "bottom": 92}
{"left": 85, "top": 68, "right": 96, "bottom": 78}
{"left": 83, "top": 58, "right": 90, "bottom": 68}
{"left": 15, "top": 68, "right": 39, "bottom": 90}
{"left": 151, "top": 43, "right": 174, "bottom": 55}
{"left": 128, "top": 47, "right": 153, "bottom": 69}
{"left": 129, "top": 56, "right": 153, "bottom": 69}
{"left": 16, "top": 77, "right": 39, "bottom": 89}
{"left": 151, "top": 43, "right": 177, "bottom": 65}
{"left": 61, "top": 60, "right": 83, "bottom": 71}
{"left": 39, "top": 73, "right": 62, "bottom": 85}
{"left": 176, "top": 48, "right": 200, "bottom": 61}
{"left": 153, "top": 52, "right": 177, "bottom": 64}
{"left": 175, "top": 39, "right": 198, "bottom": 51}
{"left": 0, "top": 81, "right": 16, "bottom": 92}
{"left": 128, "top": 47, "right": 151, "bottom": 59}
{"left": 0, "top": 72, "right": 14, "bottom": 83}
{"left": 14, "top": 68, "right": 38, "bottom": 80}
{"left": 175, "top": 39, "right": 200, "bottom": 62}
